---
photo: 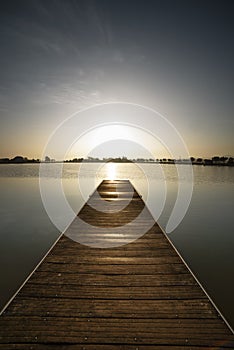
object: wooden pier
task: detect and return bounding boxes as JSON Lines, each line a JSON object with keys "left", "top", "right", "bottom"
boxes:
{"left": 0, "top": 180, "right": 234, "bottom": 349}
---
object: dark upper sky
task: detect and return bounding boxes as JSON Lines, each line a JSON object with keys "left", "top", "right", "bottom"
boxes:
{"left": 0, "top": 0, "right": 233, "bottom": 158}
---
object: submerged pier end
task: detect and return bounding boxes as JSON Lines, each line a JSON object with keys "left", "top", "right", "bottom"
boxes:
{"left": 0, "top": 180, "right": 234, "bottom": 349}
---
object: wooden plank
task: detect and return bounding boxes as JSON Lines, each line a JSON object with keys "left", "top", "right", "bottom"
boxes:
{"left": 5, "top": 297, "right": 217, "bottom": 319}
{"left": 0, "top": 179, "right": 234, "bottom": 349}
{"left": 25, "top": 271, "right": 197, "bottom": 287}
{"left": 45, "top": 255, "right": 182, "bottom": 264}
{"left": 36, "top": 262, "right": 188, "bottom": 274}
{"left": 0, "top": 346, "right": 232, "bottom": 350}
{"left": 18, "top": 284, "right": 207, "bottom": 300}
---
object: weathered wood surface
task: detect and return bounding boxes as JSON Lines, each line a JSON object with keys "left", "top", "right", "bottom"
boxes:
{"left": 0, "top": 179, "right": 234, "bottom": 349}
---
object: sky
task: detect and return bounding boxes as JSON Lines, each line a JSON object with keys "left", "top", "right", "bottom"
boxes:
{"left": 0, "top": 0, "right": 233, "bottom": 159}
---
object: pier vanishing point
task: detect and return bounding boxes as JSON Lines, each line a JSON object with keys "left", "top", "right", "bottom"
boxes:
{"left": 0, "top": 180, "right": 234, "bottom": 349}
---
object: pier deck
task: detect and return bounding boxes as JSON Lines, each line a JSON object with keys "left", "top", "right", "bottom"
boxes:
{"left": 0, "top": 180, "right": 234, "bottom": 349}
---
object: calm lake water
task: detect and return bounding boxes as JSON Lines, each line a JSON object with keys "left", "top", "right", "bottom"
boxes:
{"left": 0, "top": 163, "right": 233, "bottom": 329}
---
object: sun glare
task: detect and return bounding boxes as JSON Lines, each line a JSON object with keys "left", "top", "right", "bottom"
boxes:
{"left": 66, "top": 124, "right": 169, "bottom": 160}
{"left": 106, "top": 162, "right": 116, "bottom": 180}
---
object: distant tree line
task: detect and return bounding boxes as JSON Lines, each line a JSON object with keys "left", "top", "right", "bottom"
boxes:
{"left": 64, "top": 155, "right": 234, "bottom": 166}
{"left": 0, "top": 155, "right": 233, "bottom": 166}
{"left": 0, "top": 156, "right": 40, "bottom": 163}
{"left": 189, "top": 156, "right": 233, "bottom": 166}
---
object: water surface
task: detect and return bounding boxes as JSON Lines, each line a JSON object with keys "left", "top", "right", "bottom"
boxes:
{"left": 0, "top": 163, "right": 233, "bottom": 329}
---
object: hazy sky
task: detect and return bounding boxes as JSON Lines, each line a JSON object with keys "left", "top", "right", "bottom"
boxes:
{"left": 0, "top": 0, "right": 233, "bottom": 159}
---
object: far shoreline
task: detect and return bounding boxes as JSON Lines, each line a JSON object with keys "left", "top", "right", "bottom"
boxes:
{"left": 0, "top": 155, "right": 233, "bottom": 167}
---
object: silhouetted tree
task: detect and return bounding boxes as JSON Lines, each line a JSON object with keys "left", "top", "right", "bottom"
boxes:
{"left": 190, "top": 157, "right": 195, "bottom": 163}
{"left": 45, "top": 156, "right": 50, "bottom": 162}
{"left": 212, "top": 156, "right": 220, "bottom": 164}
{"left": 12, "top": 156, "right": 25, "bottom": 163}
{"left": 220, "top": 156, "right": 228, "bottom": 164}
